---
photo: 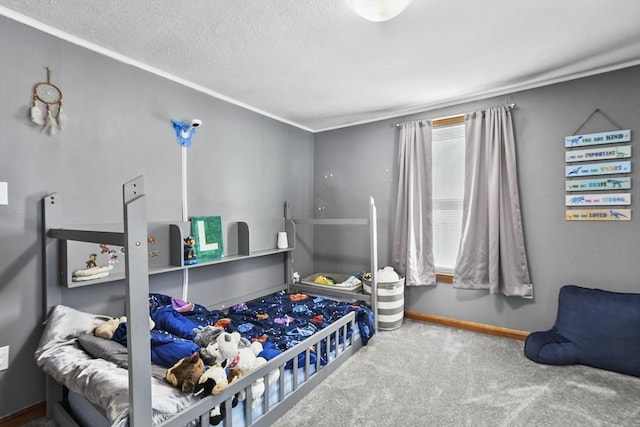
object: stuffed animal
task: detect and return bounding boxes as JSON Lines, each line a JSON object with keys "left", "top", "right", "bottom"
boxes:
{"left": 217, "top": 332, "right": 258, "bottom": 373}
{"left": 193, "top": 325, "right": 225, "bottom": 364}
{"left": 93, "top": 315, "right": 156, "bottom": 340}
{"left": 93, "top": 316, "right": 126, "bottom": 339}
{"left": 194, "top": 361, "right": 229, "bottom": 396}
{"left": 193, "top": 360, "right": 235, "bottom": 426}
{"left": 193, "top": 325, "right": 224, "bottom": 348}
{"left": 206, "top": 402, "right": 228, "bottom": 426}
{"left": 165, "top": 352, "right": 206, "bottom": 393}
{"left": 200, "top": 329, "right": 254, "bottom": 366}
{"left": 215, "top": 332, "right": 279, "bottom": 408}
{"left": 201, "top": 341, "right": 222, "bottom": 366}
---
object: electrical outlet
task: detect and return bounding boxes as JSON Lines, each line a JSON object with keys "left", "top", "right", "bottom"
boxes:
{"left": 0, "top": 346, "right": 8, "bottom": 371}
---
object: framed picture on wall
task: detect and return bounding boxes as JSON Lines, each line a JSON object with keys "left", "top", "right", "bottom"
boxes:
{"left": 190, "top": 216, "right": 224, "bottom": 261}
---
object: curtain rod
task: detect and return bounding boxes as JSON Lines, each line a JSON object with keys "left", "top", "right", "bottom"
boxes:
{"left": 394, "top": 103, "right": 516, "bottom": 128}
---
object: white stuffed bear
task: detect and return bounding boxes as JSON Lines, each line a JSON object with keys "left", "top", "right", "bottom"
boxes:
{"left": 216, "top": 332, "right": 279, "bottom": 408}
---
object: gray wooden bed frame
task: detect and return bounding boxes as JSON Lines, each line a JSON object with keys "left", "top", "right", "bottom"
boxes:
{"left": 42, "top": 175, "right": 379, "bottom": 427}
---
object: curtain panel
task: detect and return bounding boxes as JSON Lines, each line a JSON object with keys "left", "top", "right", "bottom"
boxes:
{"left": 391, "top": 121, "right": 436, "bottom": 286}
{"left": 453, "top": 106, "right": 533, "bottom": 297}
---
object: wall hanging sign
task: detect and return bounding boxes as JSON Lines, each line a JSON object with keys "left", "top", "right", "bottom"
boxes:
{"left": 190, "top": 216, "right": 224, "bottom": 261}
{"left": 564, "top": 110, "right": 632, "bottom": 221}
{"left": 565, "top": 193, "right": 631, "bottom": 207}
{"left": 565, "top": 160, "right": 631, "bottom": 177}
{"left": 564, "top": 129, "right": 631, "bottom": 148}
{"left": 565, "top": 145, "right": 631, "bottom": 162}
{"left": 565, "top": 177, "right": 631, "bottom": 192}
{"left": 565, "top": 209, "right": 631, "bottom": 221}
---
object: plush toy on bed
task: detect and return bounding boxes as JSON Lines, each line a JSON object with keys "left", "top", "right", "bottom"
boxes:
{"left": 193, "top": 360, "right": 236, "bottom": 425}
{"left": 92, "top": 315, "right": 156, "bottom": 340}
{"left": 93, "top": 316, "right": 126, "bottom": 339}
{"left": 192, "top": 325, "right": 225, "bottom": 365}
{"left": 193, "top": 325, "right": 224, "bottom": 348}
{"left": 200, "top": 328, "right": 254, "bottom": 366}
{"left": 217, "top": 332, "right": 263, "bottom": 372}
{"left": 216, "top": 332, "right": 280, "bottom": 409}
{"left": 165, "top": 352, "right": 206, "bottom": 393}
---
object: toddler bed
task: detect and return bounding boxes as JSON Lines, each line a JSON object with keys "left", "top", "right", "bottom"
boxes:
{"left": 36, "top": 290, "right": 374, "bottom": 427}
{"left": 41, "top": 176, "right": 378, "bottom": 427}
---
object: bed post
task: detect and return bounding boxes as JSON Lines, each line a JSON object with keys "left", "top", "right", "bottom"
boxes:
{"left": 43, "top": 193, "right": 64, "bottom": 419}
{"left": 43, "top": 193, "right": 63, "bottom": 314}
{"left": 122, "top": 176, "right": 153, "bottom": 427}
{"left": 369, "top": 197, "right": 378, "bottom": 332}
{"left": 284, "top": 201, "right": 295, "bottom": 286}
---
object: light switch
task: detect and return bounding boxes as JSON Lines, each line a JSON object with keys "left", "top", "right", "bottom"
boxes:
{"left": 0, "top": 182, "right": 7, "bottom": 205}
{"left": 0, "top": 346, "right": 8, "bottom": 371}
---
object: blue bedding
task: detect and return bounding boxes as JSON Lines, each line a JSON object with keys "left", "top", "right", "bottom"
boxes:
{"left": 113, "top": 291, "right": 375, "bottom": 368}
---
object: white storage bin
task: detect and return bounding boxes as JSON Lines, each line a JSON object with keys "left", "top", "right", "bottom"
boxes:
{"left": 363, "top": 277, "right": 405, "bottom": 330}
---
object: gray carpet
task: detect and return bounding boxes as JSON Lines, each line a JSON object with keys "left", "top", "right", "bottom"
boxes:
{"left": 272, "top": 319, "right": 640, "bottom": 427}
{"left": 21, "top": 420, "right": 56, "bottom": 427}
{"left": 22, "top": 319, "right": 640, "bottom": 427}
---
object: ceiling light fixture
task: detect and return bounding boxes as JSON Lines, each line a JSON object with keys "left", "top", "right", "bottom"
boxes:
{"left": 350, "top": 0, "right": 412, "bottom": 22}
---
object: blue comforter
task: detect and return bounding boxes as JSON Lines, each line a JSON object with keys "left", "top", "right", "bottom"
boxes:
{"left": 113, "top": 291, "right": 375, "bottom": 368}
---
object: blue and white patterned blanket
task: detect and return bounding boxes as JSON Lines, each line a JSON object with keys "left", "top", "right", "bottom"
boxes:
{"left": 113, "top": 291, "right": 375, "bottom": 368}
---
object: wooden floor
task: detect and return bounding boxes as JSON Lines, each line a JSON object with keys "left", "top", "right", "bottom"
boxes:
{"left": 0, "top": 402, "right": 45, "bottom": 427}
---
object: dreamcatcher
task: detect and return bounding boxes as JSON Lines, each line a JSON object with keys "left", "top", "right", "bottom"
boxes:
{"left": 30, "top": 67, "right": 66, "bottom": 135}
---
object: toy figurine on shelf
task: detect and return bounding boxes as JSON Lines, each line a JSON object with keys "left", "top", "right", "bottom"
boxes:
{"left": 72, "top": 252, "right": 113, "bottom": 282}
{"left": 184, "top": 235, "right": 198, "bottom": 265}
{"left": 86, "top": 253, "right": 98, "bottom": 268}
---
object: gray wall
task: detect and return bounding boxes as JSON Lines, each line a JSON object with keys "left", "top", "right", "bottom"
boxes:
{"left": 314, "top": 66, "right": 640, "bottom": 333}
{"left": 0, "top": 16, "right": 314, "bottom": 418}
{"left": 1, "top": 12, "right": 639, "bottom": 420}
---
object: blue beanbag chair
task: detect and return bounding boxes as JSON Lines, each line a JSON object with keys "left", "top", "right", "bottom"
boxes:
{"left": 524, "top": 285, "right": 640, "bottom": 377}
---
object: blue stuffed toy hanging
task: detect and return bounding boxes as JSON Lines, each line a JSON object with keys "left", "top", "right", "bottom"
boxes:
{"left": 171, "top": 118, "right": 202, "bottom": 147}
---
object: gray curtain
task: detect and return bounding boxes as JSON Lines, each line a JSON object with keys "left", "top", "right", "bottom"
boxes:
{"left": 391, "top": 121, "right": 436, "bottom": 286}
{"left": 453, "top": 106, "right": 533, "bottom": 297}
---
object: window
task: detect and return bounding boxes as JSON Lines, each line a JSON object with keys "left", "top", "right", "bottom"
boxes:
{"left": 432, "top": 121, "right": 465, "bottom": 275}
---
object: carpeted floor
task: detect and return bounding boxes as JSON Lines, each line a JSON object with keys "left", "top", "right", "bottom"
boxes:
{"left": 21, "top": 419, "right": 56, "bottom": 427}
{"left": 272, "top": 319, "right": 640, "bottom": 427}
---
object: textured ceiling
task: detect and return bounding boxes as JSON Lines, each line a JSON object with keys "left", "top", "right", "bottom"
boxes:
{"left": 1, "top": 0, "right": 639, "bottom": 132}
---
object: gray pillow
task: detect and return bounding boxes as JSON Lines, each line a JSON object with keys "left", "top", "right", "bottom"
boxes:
{"left": 77, "top": 334, "right": 129, "bottom": 367}
{"left": 77, "top": 334, "right": 167, "bottom": 381}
